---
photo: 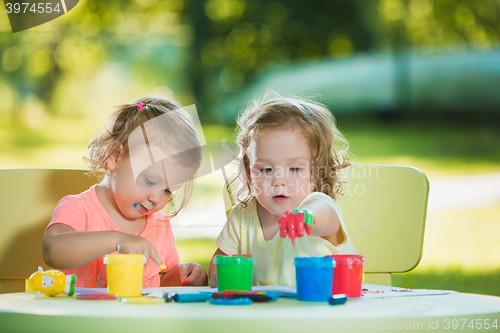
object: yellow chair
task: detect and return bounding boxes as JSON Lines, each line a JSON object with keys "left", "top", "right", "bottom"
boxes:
{"left": 0, "top": 169, "right": 95, "bottom": 293}
{"left": 223, "top": 165, "right": 429, "bottom": 286}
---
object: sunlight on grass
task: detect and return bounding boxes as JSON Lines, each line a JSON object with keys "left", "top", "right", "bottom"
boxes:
{"left": 176, "top": 238, "right": 216, "bottom": 273}
{"left": 393, "top": 204, "right": 500, "bottom": 296}
{"left": 393, "top": 268, "right": 500, "bottom": 296}
{"left": 0, "top": 117, "right": 101, "bottom": 169}
{"left": 339, "top": 116, "right": 500, "bottom": 177}
{"left": 419, "top": 204, "right": 500, "bottom": 271}
{"left": 200, "top": 124, "right": 236, "bottom": 143}
{"left": 2, "top": 118, "right": 499, "bottom": 176}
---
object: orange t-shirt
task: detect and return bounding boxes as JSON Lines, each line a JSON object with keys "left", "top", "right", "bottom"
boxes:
{"left": 46, "top": 185, "right": 179, "bottom": 288}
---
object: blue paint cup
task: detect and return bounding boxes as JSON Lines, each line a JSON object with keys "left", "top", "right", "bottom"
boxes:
{"left": 295, "top": 257, "right": 336, "bottom": 302}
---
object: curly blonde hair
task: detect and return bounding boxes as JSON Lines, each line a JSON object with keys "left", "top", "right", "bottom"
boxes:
{"left": 228, "top": 91, "right": 350, "bottom": 207}
{"left": 84, "top": 96, "right": 202, "bottom": 217}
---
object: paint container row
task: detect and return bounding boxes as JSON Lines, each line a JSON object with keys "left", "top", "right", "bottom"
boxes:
{"left": 102, "top": 253, "right": 364, "bottom": 301}
{"left": 215, "top": 254, "right": 365, "bottom": 302}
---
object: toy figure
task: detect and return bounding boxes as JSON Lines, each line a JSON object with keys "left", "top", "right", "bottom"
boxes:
{"left": 29, "top": 266, "right": 76, "bottom": 297}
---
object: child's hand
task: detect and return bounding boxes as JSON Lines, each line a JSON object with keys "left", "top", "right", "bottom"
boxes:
{"left": 279, "top": 209, "right": 314, "bottom": 245}
{"left": 179, "top": 262, "right": 208, "bottom": 286}
{"left": 116, "top": 233, "right": 164, "bottom": 268}
{"left": 209, "top": 271, "right": 217, "bottom": 288}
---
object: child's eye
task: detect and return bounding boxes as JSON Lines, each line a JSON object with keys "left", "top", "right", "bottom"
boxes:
{"left": 146, "top": 178, "right": 157, "bottom": 186}
{"left": 290, "top": 167, "right": 302, "bottom": 172}
{"left": 260, "top": 167, "right": 272, "bottom": 173}
{"left": 165, "top": 188, "right": 172, "bottom": 194}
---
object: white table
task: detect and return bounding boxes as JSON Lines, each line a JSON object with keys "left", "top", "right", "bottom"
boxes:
{"left": 0, "top": 288, "right": 499, "bottom": 333}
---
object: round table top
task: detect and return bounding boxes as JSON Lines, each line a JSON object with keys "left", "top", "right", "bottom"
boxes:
{"left": 1, "top": 289, "right": 499, "bottom": 333}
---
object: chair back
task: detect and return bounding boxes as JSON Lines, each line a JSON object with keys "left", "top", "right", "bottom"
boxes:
{"left": 0, "top": 169, "right": 95, "bottom": 293}
{"left": 223, "top": 165, "right": 429, "bottom": 286}
{"left": 337, "top": 165, "right": 429, "bottom": 285}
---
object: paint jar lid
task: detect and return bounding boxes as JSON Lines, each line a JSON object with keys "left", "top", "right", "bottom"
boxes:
{"left": 103, "top": 254, "right": 147, "bottom": 265}
{"left": 294, "top": 256, "right": 336, "bottom": 268}
{"left": 214, "top": 255, "right": 254, "bottom": 265}
{"left": 326, "top": 254, "right": 365, "bottom": 265}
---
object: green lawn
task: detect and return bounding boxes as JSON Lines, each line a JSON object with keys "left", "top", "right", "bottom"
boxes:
{"left": 337, "top": 114, "right": 500, "bottom": 177}
{"left": 2, "top": 114, "right": 500, "bottom": 176}
{"left": 394, "top": 203, "right": 500, "bottom": 296}
{"left": 393, "top": 269, "right": 500, "bottom": 297}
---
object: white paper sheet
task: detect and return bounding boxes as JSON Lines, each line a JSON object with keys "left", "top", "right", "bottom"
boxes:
{"left": 360, "top": 284, "right": 456, "bottom": 299}
{"left": 75, "top": 284, "right": 455, "bottom": 300}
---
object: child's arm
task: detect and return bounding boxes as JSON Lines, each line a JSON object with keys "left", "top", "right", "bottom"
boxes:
{"left": 43, "top": 224, "right": 164, "bottom": 269}
{"left": 299, "top": 196, "right": 341, "bottom": 237}
{"left": 208, "top": 247, "right": 226, "bottom": 288}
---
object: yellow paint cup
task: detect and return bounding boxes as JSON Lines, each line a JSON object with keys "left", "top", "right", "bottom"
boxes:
{"left": 103, "top": 254, "right": 146, "bottom": 297}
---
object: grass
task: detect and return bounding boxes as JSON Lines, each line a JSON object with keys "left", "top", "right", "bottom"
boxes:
{"left": 393, "top": 203, "right": 500, "bottom": 296}
{"left": 0, "top": 117, "right": 98, "bottom": 169}
{"left": 2, "top": 113, "right": 500, "bottom": 176}
{"left": 337, "top": 113, "right": 500, "bottom": 177}
{"left": 176, "top": 238, "right": 216, "bottom": 274}
{"left": 393, "top": 269, "right": 500, "bottom": 297}
{"left": 419, "top": 204, "right": 500, "bottom": 271}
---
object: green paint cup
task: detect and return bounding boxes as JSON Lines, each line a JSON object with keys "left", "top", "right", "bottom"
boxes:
{"left": 215, "top": 255, "right": 254, "bottom": 292}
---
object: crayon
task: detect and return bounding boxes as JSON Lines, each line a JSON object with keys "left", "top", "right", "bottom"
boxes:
{"left": 328, "top": 294, "right": 347, "bottom": 305}
{"left": 174, "top": 293, "right": 212, "bottom": 303}
{"left": 212, "top": 292, "right": 273, "bottom": 302}
{"left": 120, "top": 297, "right": 165, "bottom": 304}
{"left": 75, "top": 293, "right": 118, "bottom": 300}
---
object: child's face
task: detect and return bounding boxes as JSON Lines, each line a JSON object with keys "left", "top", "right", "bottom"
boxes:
{"left": 248, "top": 126, "right": 315, "bottom": 217}
{"left": 108, "top": 155, "right": 194, "bottom": 220}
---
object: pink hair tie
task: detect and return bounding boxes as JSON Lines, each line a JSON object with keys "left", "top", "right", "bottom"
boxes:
{"left": 137, "top": 103, "right": 144, "bottom": 110}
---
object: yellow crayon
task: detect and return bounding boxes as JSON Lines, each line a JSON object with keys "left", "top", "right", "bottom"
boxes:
{"left": 120, "top": 297, "right": 164, "bottom": 305}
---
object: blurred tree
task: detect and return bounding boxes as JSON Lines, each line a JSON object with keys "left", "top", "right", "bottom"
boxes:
{"left": 1, "top": 0, "right": 499, "bottom": 124}
{"left": 187, "top": 0, "right": 373, "bottom": 120}
{"left": 186, "top": 0, "right": 500, "bottom": 119}
{"left": 0, "top": 0, "right": 189, "bottom": 123}
{"left": 376, "top": 0, "right": 500, "bottom": 111}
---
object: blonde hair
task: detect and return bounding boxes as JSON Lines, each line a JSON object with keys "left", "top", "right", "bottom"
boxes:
{"left": 85, "top": 96, "right": 202, "bottom": 217}
{"left": 229, "top": 91, "right": 350, "bottom": 207}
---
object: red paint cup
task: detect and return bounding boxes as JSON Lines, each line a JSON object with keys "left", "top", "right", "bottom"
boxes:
{"left": 326, "top": 254, "right": 365, "bottom": 298}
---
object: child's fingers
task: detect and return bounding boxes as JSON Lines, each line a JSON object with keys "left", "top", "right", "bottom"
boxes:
{"left": 296, "top": 211, "right": 305, "bottom": 237}
{"left": 279, "top": 214, "right": 288, "bottom": 237}
{"left": 179, "top": 264, "right": 208, "bottom": 286}
{"left": 305, "top": 211, "right": 314, "bottom": 235}
{"left": 184, "top": 267, "right": 205, "bottom": 286}
{"left": 148, "top": 246, "right": 163, "bottom": 267}
{"left": 209, "top": 272, "right": 217, "bottom": 288}
{"left": 281, "top": 210, "right": 312, "bottom": 244}
{"left": 286, "top": 212, "right": 296, "bottom": 245}
{"left": 178, "top": 263, "right": 192, "bottom": 282}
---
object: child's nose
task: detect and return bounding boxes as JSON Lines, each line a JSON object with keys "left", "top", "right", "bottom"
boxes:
{"left": 272, "top": 172, "right": 287, "bottom": 186}
{"left": 148, "top": 189, "right": 164, "bottom": 206}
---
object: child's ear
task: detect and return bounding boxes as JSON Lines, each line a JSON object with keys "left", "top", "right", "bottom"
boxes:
{"left": 106, "top": 145, "right": 124, "bottom": 171}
